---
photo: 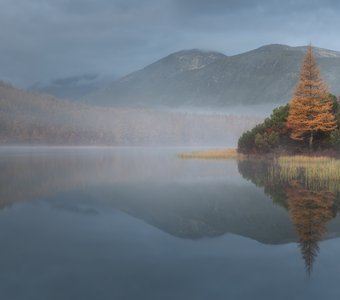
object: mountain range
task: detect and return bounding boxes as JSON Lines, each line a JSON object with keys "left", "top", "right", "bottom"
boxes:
{"left": 84, "top": 44, "right": 340, "bottom": 107}
{"left": 2, "top": 43, "right": 340, "bottom": 145}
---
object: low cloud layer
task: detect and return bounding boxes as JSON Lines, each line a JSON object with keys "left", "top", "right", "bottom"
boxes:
{"left": 1, "top": 0, "right": 339, "bottom": 86}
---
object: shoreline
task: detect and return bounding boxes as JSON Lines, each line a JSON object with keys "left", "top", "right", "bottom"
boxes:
{"left": 178, "top": 148, "right": 242, "bottom": 160}
{"left": 178, "top": 148, "right": 340, "bottom": 160}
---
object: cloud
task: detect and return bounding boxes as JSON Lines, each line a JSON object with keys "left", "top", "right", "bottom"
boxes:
{"left": 0, "top": 0, "right": 340, "bottom": 87}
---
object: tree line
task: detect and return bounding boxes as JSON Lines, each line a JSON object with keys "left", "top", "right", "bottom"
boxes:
{"left": 0, "top": 82, "right": 260, "bottom": 146}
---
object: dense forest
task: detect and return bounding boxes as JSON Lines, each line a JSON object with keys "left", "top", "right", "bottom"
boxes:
{"left": 238, "top": 47, "right": 340, "bottom": 154}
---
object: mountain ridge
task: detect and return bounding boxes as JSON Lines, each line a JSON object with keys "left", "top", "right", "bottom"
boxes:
{"left": 86, "top": 44, "right": 340, "bottom": 107}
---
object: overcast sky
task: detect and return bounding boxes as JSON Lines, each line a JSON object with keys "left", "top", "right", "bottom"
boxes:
{"left": 1, "top": 0, "right": 340, "bottom": 87}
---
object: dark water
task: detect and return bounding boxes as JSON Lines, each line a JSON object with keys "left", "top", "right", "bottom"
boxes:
{"left": 1, "top": 147, "right": 340, "bottom": 300}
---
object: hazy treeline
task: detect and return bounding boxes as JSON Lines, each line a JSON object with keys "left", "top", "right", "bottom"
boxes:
{"left": 0, "top": 81, "right": 261, "bottom": 146}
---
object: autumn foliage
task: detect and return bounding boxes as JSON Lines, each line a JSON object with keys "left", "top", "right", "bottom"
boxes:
{"left": 238, "top": 46, "right": 339, "bottom": 154}
{"left": 287, "top": 46, "right": 337, "bottom": 149}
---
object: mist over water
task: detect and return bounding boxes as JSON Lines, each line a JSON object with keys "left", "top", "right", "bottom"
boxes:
{"left": 165, "top": 103, "right": 278, "bottom": 117}
{"left": 3, "top": 0, "right": 340, "bottom": 298}
{"left": 0, "top": 89, "right": 264, "bottom": 146}
{"left": 1, "top": 147, "right": 340, "bottom": 299}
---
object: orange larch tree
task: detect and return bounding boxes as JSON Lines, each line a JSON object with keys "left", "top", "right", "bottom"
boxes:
{"left": 287, "top": 46, "right": 337, "bottom": 149}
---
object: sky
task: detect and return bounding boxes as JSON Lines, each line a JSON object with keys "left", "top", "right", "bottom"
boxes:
{"left": 1, "top": 0, "right": 340, "bottom": 87}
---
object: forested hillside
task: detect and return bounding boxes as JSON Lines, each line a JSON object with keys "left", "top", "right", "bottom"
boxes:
{"left": 0, "top": 81, "right": 260, "bottom": 146}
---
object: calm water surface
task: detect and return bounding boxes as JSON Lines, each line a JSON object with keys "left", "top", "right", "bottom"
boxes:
{"left": 0, "top": 147, "right": 340, "bottom": 300}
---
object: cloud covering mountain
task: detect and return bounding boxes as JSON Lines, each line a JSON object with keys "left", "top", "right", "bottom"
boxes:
{"left": 1, "top": 0, "right": 340, "bottom": 86}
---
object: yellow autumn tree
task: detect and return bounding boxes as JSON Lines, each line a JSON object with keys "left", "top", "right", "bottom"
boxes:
{"left": 287, "top": 46, "right": 337, "bottom": 149}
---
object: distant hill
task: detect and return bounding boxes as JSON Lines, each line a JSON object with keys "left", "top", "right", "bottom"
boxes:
{"left": 30, "top": 74, "right": 115, "bottom": 100}
{"left": 0, "top": 81, "right": 260, "bottom": 145}
{"left": 88, "top": 44, "right": 340, "bottom": 107}
{"left": 0, "top": 81, "right": 97, "bottom": 144}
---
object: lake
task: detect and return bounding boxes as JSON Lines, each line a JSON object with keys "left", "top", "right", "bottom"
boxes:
{"left": 1, "top": 147, "right": 340, "bottom": 300}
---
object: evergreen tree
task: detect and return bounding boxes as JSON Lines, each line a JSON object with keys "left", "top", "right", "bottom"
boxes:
{"left": 287, "top": 46, "right": 337, "bottom": 149}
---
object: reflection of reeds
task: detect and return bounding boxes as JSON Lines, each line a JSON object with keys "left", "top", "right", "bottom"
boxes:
{"left": 178, "top": 148, "right": 241, "bottom": 160}
{"left": 270, "top": 156, "right": 340, "bottom": 191}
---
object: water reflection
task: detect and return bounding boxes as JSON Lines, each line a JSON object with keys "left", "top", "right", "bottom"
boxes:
{"left": 238, "top": 159, "right": 339, "bottom": 274}
{"left": 0, "top": 148, "right": 299, "bottom": 244}
{"left": 1, "top": 147, "right": 340, "bottom": 276}
{"left": 287, "top": 182, "right": 335, "bottom": 274}
{"left": 0, "top": 147, "right": 239, "bottom": 209}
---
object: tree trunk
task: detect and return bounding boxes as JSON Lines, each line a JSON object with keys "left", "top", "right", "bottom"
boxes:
{"left": 309, "top": 131, "right": 314, "bottom": 151}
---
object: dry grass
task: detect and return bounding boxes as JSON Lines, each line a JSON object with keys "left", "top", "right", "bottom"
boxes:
{"left": 178, "top": 148, "right": 242, "bottom": 160}
{"left": 270, "top": 155, "right": 340, "bottom": 190}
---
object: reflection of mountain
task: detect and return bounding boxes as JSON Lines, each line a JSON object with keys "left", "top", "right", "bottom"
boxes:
{"left": 103, "top": 182, "right": 297, "bottom": 243}
{"left": 3, "top": 149, "right": 340, "bottom": 248}
{"left": 0, "top": 148, "right": 241, "bottom": 208}
{"left": 238, "top": 159, "right": 340, "bottom": 274}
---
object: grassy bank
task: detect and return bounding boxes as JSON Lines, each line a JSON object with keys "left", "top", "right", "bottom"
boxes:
{"left": 271, "top": 155, "right": 340, "bottom": 190}
{"left": 178, "top": 148, "right": 241, "bottom": 160}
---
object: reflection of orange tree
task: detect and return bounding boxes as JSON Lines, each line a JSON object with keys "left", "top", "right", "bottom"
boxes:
{"left": 237, "top": 159, "right": 340, "bottom": 274}
{"left": 286, "top": 181, "right": 335, "bottom": 275}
